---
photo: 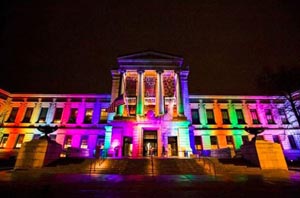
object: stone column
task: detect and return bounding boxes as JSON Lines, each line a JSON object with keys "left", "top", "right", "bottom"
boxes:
{"left": 175, "top": 71, "right": 184, "bottom": 116}
{"left": 213, "top": 100, "right": 222, "bottom": 126}
{"left": 228, "top": 100, "right": 238, "bottom": 126}
{"left": 256, "top": 100, "right": 266, "bottom": 125}
{"left": 31, "top": 98, "right": 42, "bottom": 123}
{"left": 61, "top": 98, "right": 71, "bottom": 125}
{"left": 117, "top": 70, "right": 125, "bottom": 116}
{"left": 199, "top": 100, "right": 207, "bottom": 126}
{"left": 16, "top": 98, "right": 27, "bottom": 124}
{"left": 242, "top": 100, "right": 252, "bottom": 125}
{"left": 76, "top": 98, "right": 85, "bottom": 124}
{"left": 156, "top": 70, "right": 164, "bottom": 115}
{"left": 136, "top": 70, "right": 144, "bottom": 116}
{"left": 92, "top": 99, "right": 101, "bottom": 124}
{"left": 46, "top": 98, "right": 56, "bottom": 124}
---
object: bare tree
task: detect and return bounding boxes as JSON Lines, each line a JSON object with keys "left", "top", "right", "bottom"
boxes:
{"left": 258, "top": 66, "right": 300, "bottom": 128}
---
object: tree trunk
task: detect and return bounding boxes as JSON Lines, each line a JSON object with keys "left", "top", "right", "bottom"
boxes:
{"left": 286, "top": 92, "right": 300, "bottom": 128}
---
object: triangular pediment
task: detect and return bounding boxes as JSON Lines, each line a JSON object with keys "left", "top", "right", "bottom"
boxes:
{"left": 117, "top": 50, "right": 184, "bottom": 69}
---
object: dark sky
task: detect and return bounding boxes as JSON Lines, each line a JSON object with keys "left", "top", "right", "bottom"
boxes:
{"left": 1, "top": 0, "right": 300, "bottom": 95}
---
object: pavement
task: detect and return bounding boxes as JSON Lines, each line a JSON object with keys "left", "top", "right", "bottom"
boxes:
{"left": 0, "top": 158, "right": 300, "bottom": 198}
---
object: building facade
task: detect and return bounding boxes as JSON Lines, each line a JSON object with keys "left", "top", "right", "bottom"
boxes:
{"left": 1, "top": 51, "right": 300, "bottom": 160}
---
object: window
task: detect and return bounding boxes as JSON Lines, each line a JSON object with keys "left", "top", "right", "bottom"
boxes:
{"left": 242, "top": 135, "right": 249, "bottom": 144}
{"left": 22, "top": 107, "right": 33, "bottom": 123}
{"left": 128, "top": 105, "right": 136, "bottom": 116}
{"left": 273, "top": 135, "right": 280, "bottom": 144}
{"left": 15, "top": 134, "right": 25, "bottom": 148}
{"left": 96, "top": 135, "right": 105, "bottom": 147}
{"left": 99, "top": 109, "right": 108, "bottom": 123}
{"left": 37, "top": 108, "right": 48, "bottom": 123}
{"left": 278, "top": 108, "right": 289, "bottom": 124}
{"left": 53, "top": 108, "right": 63, "bottom": 123}
{"left": 80, "top": 136, "right": 88, "bottom": 149}
{"left": 250, "top": 109, "right": 260, "bottom": 124}
{"left": 84, "top": 108, "right": 93, "bottom": 124}
{"left": 33, "top": 134, "right": 41, "bottom": 140}
{"left": 194, "top": 136, "right": 202, "bottom": 150}
{"left": 236, "top": 109, "right": 246, "bottom": 124}
{"left": 64, "top": 135, "right": 72, "bottom": 148}
{"left": 68, "top": 108, "right": 78, "bottom": 123}
{"left": 6, "top": 107, "right": 18, "bottom": 123}
{"left": 0, "top": 134, "right": 9, "bottom": 148}
{"left": 221, "top": 109, "right": 231, "bottom": 124}
{"left": 191, "top": 109, "right": 201, "bottom": 124}
{"left": 210, "top": 136, "right": 218, "bottom": 146}
{"left": 288, "top": 135, "right": 298, "bottom": 149}
{"left": 265, "top": 109, "right": 275, "bottom": 124}
{"left": 206, "top": 109, "right": 215, "bottom": 124}
{"left": 226, "top": 136, "right": 234, "bottom": 146}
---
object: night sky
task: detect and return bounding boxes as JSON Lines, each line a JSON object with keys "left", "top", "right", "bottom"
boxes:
{"left": 1, "top": 0, "right": 300, "bottom": 95}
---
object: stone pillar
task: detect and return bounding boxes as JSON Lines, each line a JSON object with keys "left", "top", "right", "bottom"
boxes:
{"left": 117, "top": 70, "right": 125, "bottom": 116}
{"left": 228, "top": 100, "right": 238, "bottom": 126}
{"left": 199, "top": 100, "right": 207, "bottom": 126}
{"left": 233, "top": 135, "right": 243, "bottom": 149}
{"left": 76, "top": 98, "right": 85, "bottom": 124}
{"left": 61, "top": 98, "right": 71, "bottom": 125}
{"left": 156, "top": 70, "right": 164, "bottom": 115}
{"left": 242, "top": 100, "right": 252, "bottom": 125}
{"left": 256, "top": 100, "right": 267, "bottom": 125}
{"left": 136, "top": 70, "right": 144, "bottom": 116}
{"left": 213, "top": 100, "right": 222, "bottom": 126}
{"left": 46, "top": 98, "right": 56, "bottom": 124}
{"left": 16, "top": 98, "right": 27, "bottom": 124}
{"left": 31, "top": 98, "right": 42, "bottom": 123}
{"left": 104, "top": 125, "right": 113, "bottom": 156}
{"left": 175, "top": 71, "right": 184, "bottom": 116}
{"left": 92, "top": 99, "right": 101, "bottom": 124}
{"left": 179, "top": 70, "right": 190, "bottom": 120}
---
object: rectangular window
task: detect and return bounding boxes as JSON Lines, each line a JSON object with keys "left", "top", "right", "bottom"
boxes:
{"left": 68, "top": 108, "right": 78, "bottom": 123}
{"left": 278, "top": 108, "right": 289, "bottom": 124}
{"left": 226, "top": 135, "right": 234, "bottom": 146}
{"left": 250, "top": 109, "right": 260, "bottom": 124}
{"left": 22, "top": 107, "right": 33, "bottom": 123}
{"left": 128, "top": 105, "right": 136, "bottom": 116}
{"left": 194, "top": 136, "right": 202, "bottom": 150}
{"left": 273, "top": 135, "right": 280, "bottom": 144}
{"left": 53, "top": 108, "right": 63, "bottom": 123}
{"left": 206, "top": 109, "right": 216, "bottom": 124}
{"left": 64, "top": 135, "right": 72, "bottom": 148}
{"left": 99, "top": 109, "right": 108, "bottom": 123}
{"left": 6, "top": 107, "right": 18, "bottom": 123}
{"left": 288, "top": 135, "right": 298, "bottom": 149}
{"left": 37, "top": 108, "right": 48, "bottom": 123}
{"left": 242, "top": 135, "right": 249, "bottom": 144}
{"left": 0, "top": 134, "right": 9, "bottom": 148}
{"left": 96, "top": 135, "right": 105, "bottom": 147}
{"left": 33, "top": 134, "right": 41, "bottom": 140}
{"left": 221, "top": 109, "right": 231, "bottom": 124}
{"left": 236, "top": 109, "right": 246, "bottom": 124}
{"left": 84, "top": 108, "right": 93, "bottom": 124}
{"left": 191, "top": 109, "right": 201, "bottom": 124}
{"left": 265, "top": 109, "right": 275, "bottom": 124}
{"left": 210, "top": 136, "right": 218, "bottom": 146}
{"left": 15, "top": 134, "right": 25, "bottom": 148}
{"left": 80, "top": 136, "right": 88, "bottom": 149}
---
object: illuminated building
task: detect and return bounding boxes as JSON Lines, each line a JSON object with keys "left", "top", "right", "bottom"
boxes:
{"left": 0, "top": 51, "right": 299, "bottom": 160}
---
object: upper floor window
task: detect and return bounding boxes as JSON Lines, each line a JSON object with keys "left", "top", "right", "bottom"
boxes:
{"left": 99, "top": 109, "right": 108, "bottom": 124}
{"left": 22, "top": 107, "right": 33, "bottom": 123}
{"left": 15, "top": 134, "right": 25, "bottom": 148}
{"left": 6, "top": 107, "right": 18, "bottom": 123}
{"left": 37, "top": 108, "right": 48, "bottom": 123}
{"left": 0, "top": 134, "right": 9, "bottom": 148}
{"left": 265, "top": 109, "right": 275, "bottom": 124}
{"left": 96, "top": 135, "right": 105, "bottom": 147}
{"left": 250, "top": 109, "right": 260, "bottom": 124}
{"left": 68, "top": 108, "right": 78, "bottom": 124}
{"left": 80, "top": 135, "right": 88, "bottom": 149}
{"left": 52, "top": 108, "right": 63, "bottom": 123}
{"left": 84, "top": 108, "right": 93, "bottom": 124}
{"left": 236, "top": 109, "right": 246, "bottom": 124}
{"left": 278, "top": 108, "right": 289, "bottom": 124}
{"left": 221, "top": 109, "right": 231, "bottom": 124}
{"left": 206, "top": 109, "right": 216, "bottom": 124}
{"left": 191, "top": 109, "right": 201, "bottom": 124}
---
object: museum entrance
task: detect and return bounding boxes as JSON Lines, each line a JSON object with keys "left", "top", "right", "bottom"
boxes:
{"left": 143, "top": 130, "right": 157, "bottom": 157}
{"left": 122, "top": 137, "right": 132, "bottom": 157}
{"left": 168, "top": 136, "right": 178, "bottom": 156}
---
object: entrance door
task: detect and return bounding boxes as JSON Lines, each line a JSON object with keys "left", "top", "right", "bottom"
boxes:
{"left": 168, "top": 136, "right": 178, "bottom": 156}
{"left": 143, "top": 130, "right": 157, "bottom": 156}
{"left": 123, "top": 137, "right": 132, "bottom": 157}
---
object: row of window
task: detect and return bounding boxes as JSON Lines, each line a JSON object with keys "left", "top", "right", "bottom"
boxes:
{"left": 5, "top": 107, "right": 108, "bottom": 124}
{"left": 194, "top": 134, "right": 298, "bottom": 150}
{"left": 191, "top": 108, "right": 289, "bottom": 125}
